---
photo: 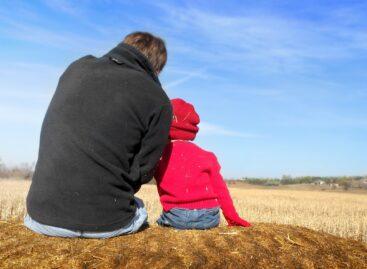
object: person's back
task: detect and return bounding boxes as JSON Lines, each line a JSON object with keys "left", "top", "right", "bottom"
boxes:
{"left": 156, "top": 141, "right": 222, "bottom": 211}
{"left": 26, "top": 32, "right": 172, "bottom": 236}
{"left": 155, "top": 99, "right": 251, "bottom": 230}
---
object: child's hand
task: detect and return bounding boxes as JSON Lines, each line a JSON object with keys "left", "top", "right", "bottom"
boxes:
{"left": 227, "top": 217, "right": 252, "bottom": 228}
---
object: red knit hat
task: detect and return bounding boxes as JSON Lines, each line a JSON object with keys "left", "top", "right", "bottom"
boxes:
{"left": 169, "top": 98, "right": 200, "bottom": 141}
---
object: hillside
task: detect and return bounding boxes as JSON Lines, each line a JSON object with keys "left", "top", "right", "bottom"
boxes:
{"left": 0, "top": 221, "right": 366, "bottom": 269}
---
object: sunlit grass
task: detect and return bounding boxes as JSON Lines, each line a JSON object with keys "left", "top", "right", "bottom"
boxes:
{"left": 1, "top": 179, "right": 366, "bottom": 242}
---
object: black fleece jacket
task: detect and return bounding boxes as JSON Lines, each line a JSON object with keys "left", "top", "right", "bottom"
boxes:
{"left": 26, "top": 43, "right": 172, "bottom": 232}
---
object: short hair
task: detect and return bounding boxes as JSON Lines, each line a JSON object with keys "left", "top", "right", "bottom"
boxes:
{"left": 123, "top": 32, "right": 167, "bottom": 74}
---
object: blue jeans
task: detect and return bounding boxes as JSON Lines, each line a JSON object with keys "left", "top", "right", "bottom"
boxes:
{"left": 157, "top": 207, "right": 220, "bottom": 230}
{"left": 24, "top": 197, "right": 147, "bottom": 238}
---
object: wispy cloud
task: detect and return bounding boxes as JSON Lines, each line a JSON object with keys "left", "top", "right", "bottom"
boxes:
{"left": 41, "top": 0, "right": 117, "bottom": 35}
{"left": 0, "top": 62, "right": 62, "bottom": 101}
{"left": 0, "top": 0, "right": 113, "bottom": 54}
{"left": 43, "top": 0, "right": 80, "bottom": 16}
{"left": 0, "top": 18, "right": 110, "bottom": 53}
{"left": 199, "top": 122, "right": 262, "bottom": 138}
{"left": 149, "top": 2, "right": 367, "bottom": 75}
{"left": 163, "top": 68, "right": 207, "bottom": 89}
{"left": 0, "top": 62, "right": 62, "bottom": 75}
{"left": 222, "top": 86, "right": 285, "bottom": 98}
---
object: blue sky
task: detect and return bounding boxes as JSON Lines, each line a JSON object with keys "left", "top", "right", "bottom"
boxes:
{"left": 0, "top": 0, "right": 366, "bottom": 178}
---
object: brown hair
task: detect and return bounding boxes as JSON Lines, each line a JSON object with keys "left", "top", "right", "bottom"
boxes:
{"left": 123, "top": 32, "right": 167, "bottom": 74}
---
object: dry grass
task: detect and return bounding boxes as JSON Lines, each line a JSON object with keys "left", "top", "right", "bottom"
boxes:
{"left": 229, "top": 187, "right": 367, "bottom": 242}
{"left": 0, "top": 179, "right": 30, "bottom": 220}
{"left": 138, "top": 183, "right": 367, "bottom": 243}
{"left": 1, "top": 221, "right": 366, "bottom": 269}
{"left": 1, "top": 179, "right": 366, "bottom": 268}
{"left": 0, "top": 179, "right": 366, "bottom": 242}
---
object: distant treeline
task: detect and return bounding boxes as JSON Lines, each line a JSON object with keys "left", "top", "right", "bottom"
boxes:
{"left": 227, "top": 175, "right": 366, "bottom": 187}
{"left": 0, "top": 159, "right": 34, "bottom": 179}
{"left": 1, "top": 157, "right": 366, "bottom": 187}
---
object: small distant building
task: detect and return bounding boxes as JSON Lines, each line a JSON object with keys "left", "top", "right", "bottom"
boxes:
{"left": 329, "top": 183, "right": 340, "bottom": 189}
{"left": 361, "top": 179, "right": 367, "bottom": 189}
{"left": 314, "top": 180, "right": 326, "bottom": 185}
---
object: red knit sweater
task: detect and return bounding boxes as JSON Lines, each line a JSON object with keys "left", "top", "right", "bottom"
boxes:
{"left": 155, "top": 140, "right": 251, "bottom": 227}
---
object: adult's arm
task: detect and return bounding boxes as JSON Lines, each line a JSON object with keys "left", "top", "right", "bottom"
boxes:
{"left": 131, "top": 103, "right": 172, "bottom": 192}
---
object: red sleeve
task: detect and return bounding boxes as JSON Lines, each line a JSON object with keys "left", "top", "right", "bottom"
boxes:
{"left": 209, "top": 154, "right": 251, "bottom": 227}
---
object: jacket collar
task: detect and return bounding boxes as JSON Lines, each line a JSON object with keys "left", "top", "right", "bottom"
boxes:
{"left": 104, "top": 42, "right": 160, "bottom": 85}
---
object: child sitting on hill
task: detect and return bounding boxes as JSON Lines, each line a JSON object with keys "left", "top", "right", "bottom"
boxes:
{"left": 154, "top": 98, "right": 251, "bottom": 230}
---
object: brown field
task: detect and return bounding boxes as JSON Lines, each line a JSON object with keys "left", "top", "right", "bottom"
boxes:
{"left": 0, "top": 179, "right": 366, "bottom": 268}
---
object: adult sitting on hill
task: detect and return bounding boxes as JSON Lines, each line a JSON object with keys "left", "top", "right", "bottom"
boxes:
{"left": 25, "top": 32, "right": 172, "bottom": 238}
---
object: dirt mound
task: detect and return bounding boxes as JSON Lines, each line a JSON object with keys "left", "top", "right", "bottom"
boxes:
{"left": 0, "top": 221, "right": 366, "bottom": 269}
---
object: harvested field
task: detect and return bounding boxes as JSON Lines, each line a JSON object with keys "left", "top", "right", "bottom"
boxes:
{"left": 0, "top": 179, "right": 366, "bottom": 268}
{"left": 1, "top": 179, "right": 366, "bottom": 242}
